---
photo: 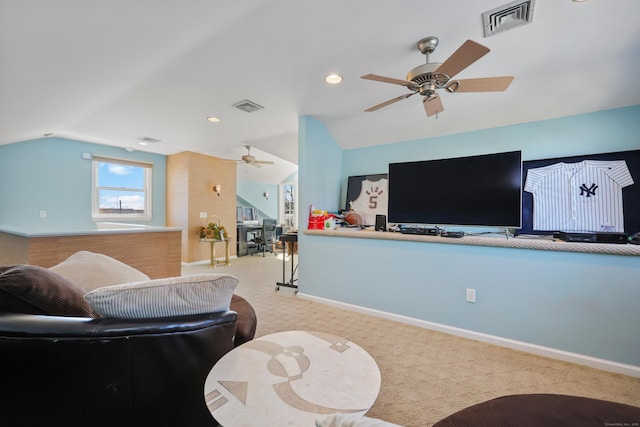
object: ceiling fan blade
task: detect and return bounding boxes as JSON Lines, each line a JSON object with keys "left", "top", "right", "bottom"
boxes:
{"left": 361, "top": 74, "right": 414, "bottom": 87}
{"left": 435, "top": 40, "right": 490, "bottom": 80}
{"left": 446, "top": 76, "right": 514, "bottom": 92}
{"left": 423, "top": 95, "right": 444, "bottom": 117}
{"left": 254, "top": 160, "right": 274, "bottom": 165}
{"left": 365, "top": 92, "right": 416, "bottom": 112}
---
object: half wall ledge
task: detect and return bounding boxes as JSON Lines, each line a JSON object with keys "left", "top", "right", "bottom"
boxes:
{"left": 304, "top": 229, "right": 640, "bottom": 257}
{"left": 0, "top": 226, "right": 182, "bottom": 279}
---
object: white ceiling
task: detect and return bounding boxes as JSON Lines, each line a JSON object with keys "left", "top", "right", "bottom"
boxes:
{"left": 2, "top": 0, "right": 639, "bottom": 184}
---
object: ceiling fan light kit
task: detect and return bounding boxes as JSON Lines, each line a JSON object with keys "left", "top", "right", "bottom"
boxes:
{"left": 361, "top": 36, "right": 514, "bottom": 118}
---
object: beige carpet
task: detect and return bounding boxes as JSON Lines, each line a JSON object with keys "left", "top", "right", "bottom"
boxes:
{"left": 184, "top": 253, "right": 640, "bottom": 427}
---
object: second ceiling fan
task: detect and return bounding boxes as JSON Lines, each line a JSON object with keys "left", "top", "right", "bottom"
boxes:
{"left": 237, "top": 145, "right": 274, "bottom": 168}
{"left": 362, "top": 36, "right": 514, "bottom": 117}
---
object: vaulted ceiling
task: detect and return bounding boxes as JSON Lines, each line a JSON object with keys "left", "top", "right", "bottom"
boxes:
{"left": 2, "top": 0, "right": 639, "bottom": 183}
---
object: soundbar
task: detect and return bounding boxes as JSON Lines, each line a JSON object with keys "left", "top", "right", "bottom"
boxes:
{"left": 555, "top": 231, "right": 628, "bottom": 244}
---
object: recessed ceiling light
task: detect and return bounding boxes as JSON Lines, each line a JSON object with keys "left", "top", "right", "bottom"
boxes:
{"left": 207, "top": 116, "right": 221, "bottom": 123}
{"left": 325, "top": 73, "right": 343, "bottom": 84}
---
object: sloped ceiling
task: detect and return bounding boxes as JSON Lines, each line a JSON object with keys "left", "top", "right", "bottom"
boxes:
{"left": 1, "top": 0, "right": 639, "bottom": 183}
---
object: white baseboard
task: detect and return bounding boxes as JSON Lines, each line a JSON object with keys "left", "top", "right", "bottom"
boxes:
{"left": 298, "top": 293, "right": 640, "bottom": 379}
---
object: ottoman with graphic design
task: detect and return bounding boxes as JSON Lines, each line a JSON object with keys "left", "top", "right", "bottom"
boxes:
{"left": 204, "top": 330, "right": 381, "bottom": 427}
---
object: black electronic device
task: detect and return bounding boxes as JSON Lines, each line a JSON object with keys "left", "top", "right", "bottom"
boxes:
{"left": 556, "top": 231, "right": 628, "bottom": 244}
{"left": 441, "top": 231, "right": 465, "bottom": 238}
{"left": 388, "top": 151, "right": 522, "bottom": 228}
{"left": 400, "top": 226, "right": 438, "bottom": 235}
{"left": 556, "top": 232, "right": 597, "bottom": 243}
{"left": 596, "top": 232, "right": 629, "bottom": 244}
{"left": 375, "top": 214, "right": 387, "bottom": 231}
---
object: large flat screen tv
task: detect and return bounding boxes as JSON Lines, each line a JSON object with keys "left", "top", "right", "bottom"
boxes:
{"left": 388, "top": 150, "right": 522, "bottom": 228}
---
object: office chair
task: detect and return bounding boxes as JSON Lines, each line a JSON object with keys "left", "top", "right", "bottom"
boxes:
{"left": 253, "top": 219, "right": 277, "bottom": 257}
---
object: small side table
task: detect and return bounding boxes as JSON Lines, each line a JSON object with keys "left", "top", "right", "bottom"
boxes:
{"left": 200, "top": 238, "right": 230, "bottom": 268}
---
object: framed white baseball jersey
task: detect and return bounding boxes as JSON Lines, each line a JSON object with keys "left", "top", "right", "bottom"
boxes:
{"left": 524, "top": 160, "right": 634, "bottom": 232}
{"left": 350, "top": 178, "right": 388, "bottom": 226}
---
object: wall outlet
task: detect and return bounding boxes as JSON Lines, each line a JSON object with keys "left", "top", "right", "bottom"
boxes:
{"left": 200, "top": 212, "right": 208, "bottom": 218}
{"left": 39, "top": 210, "right": 47, "bottom": 218}
{"left": 466, "top": 288, "right": 477, "bottom": 303}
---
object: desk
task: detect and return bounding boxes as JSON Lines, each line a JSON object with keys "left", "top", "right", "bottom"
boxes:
{"left": 277, "top": 233, "right": 298, "bottom": 293}
{"left": 200, "top": 238, "right": 230, "bottom": 267}
{"left": 236, "top": 224, "right": 262, "bottom": 257}
{"left": 204, "top": 330, "right": 380, "bottom": 426}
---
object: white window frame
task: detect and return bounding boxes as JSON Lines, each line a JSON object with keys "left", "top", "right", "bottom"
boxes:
{"left": 279, "top": 181, "right": 297, "bottom": 232}
{"left": 91, "top": 156, "right": 153, "bottom": 221}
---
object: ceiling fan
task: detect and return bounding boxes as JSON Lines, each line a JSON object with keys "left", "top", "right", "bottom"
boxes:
{"left": 236, "top": 145, "right": 274, "bottom": 168}
{"left": 361, "top": 36, "right": 514, "bottom": 117}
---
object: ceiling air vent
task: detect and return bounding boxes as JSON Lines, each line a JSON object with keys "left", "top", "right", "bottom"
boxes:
{"left": 482, "top": 0, "right": 535, "bottom": 38}
{"left": 137, "top": 136, "right": 161, "bottom": 144}
{"left": 233, "top": 99, "right": 264, "bottom": 113}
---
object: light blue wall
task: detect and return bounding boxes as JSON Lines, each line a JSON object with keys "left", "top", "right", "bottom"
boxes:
{"left": 299, "top": 106, "right": 640, "bottom": 367}
{"left": 237, "top": 181, "right": 278, "bottom": 219}
{"left": 0, "top": 137, "right": 167, "bottom": 231}
{"left": 298, "top": 115, "right": 343, "bottom": 313}
{"left": 298, "top": 116, "right": 343, "bottom": 219}
{"left": 341, "top": 106, "right": 640, "bottom": 198}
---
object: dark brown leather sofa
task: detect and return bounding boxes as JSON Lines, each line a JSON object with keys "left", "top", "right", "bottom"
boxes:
{"left": 0, "top": 264, "right": 258, "bottom": 427}
{"left": 0, "top": 310, "right": 237, "bottom": 427}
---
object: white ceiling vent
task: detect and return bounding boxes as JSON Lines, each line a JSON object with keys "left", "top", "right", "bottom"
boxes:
{"left": 482, "top": 0, "right": 535, "bottom": 38}
{"left": 137, "top": 136, "right": 161, "bottom": 144}
{"left": 233, "top": 99, "right": 264, "bottom": 113}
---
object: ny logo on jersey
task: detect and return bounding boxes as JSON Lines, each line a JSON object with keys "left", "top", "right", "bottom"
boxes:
{"left": 579, "top": 183, "right": 598, "bottom": 198}
{"left": 365, "top": 186, "right": 384, "bottom": 209}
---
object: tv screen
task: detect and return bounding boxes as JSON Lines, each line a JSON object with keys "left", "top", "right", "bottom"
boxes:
{"left": 388, "top": 151, "right": 522, "bottom": 228}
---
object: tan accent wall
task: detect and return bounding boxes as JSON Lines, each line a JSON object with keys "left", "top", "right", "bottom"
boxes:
{"left": 0, "top": 230, "right": 181, "bottom": 279}
{"left": 0, "top": 231, "right": 29, "bottom": 265}
{"left": 166, "top": 151, "right": 237, "bottom": 263}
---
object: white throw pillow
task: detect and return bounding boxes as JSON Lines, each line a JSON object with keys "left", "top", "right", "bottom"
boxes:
{"left": 84, "top": 274, "right": 239, "bottom": 319}
{"left": 49, "top": 251, "right": 150, "bottom": 293}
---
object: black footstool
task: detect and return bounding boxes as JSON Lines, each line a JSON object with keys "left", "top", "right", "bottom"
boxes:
{"left": 433, "top": 394, "right": 640, "bottom": 427}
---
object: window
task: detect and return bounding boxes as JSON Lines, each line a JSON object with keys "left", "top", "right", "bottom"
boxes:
{"left": 92, "top": 156, "right": 152, "bottom": 221}
{"left": 279, "top": 182, "right": 296, "bottom": 231}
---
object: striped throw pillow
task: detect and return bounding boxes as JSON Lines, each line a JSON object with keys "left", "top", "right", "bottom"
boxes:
{"left": 84, "top": 274, "right": 238, "bottom": 319}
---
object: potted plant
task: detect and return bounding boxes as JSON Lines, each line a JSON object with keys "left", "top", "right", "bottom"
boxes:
{"left": 198, "top": 216, "right": 229, "bottom": 240}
